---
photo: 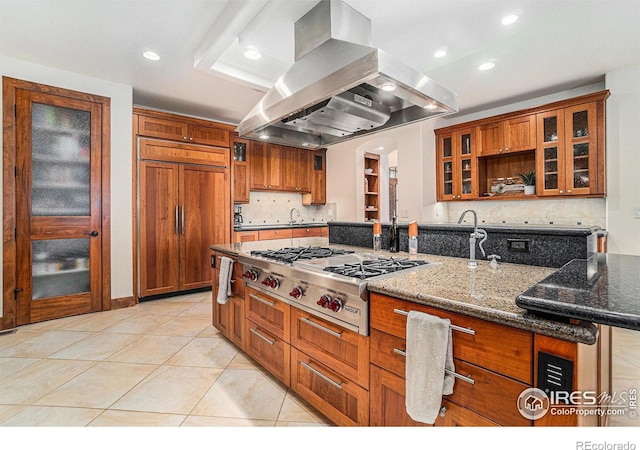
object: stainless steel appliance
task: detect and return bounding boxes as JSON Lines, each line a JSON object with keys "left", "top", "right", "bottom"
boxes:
{"left": 238, "top": 246, "right": 436, "bottom": 336}
{"left": 237, "top": 0, "right": 457, "bottom": 149}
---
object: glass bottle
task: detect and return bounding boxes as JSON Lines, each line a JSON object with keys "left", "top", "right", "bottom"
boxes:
{"left": 389, "top": 216, "right": 399, "bottom": 253}
{"left": 373, "top": 220, "right": 382, "bottom": 252}
{"left": 408, "top": 221, "right": 418, "bottom": 255}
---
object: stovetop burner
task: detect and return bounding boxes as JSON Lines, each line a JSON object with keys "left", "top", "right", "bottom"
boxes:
{"left": 323, "top": 257, "right": 430, "bottom": 280}
{"left": 250, "top": 246, "right": 355, "bottom": 263}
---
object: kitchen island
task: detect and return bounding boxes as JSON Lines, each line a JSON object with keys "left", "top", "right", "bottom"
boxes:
{"left": 210, "top": 237, "right": 616, "bottom": 427}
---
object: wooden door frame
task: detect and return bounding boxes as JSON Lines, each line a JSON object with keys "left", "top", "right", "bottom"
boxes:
{"left": 2, "top": 76, "right": 111, "bottom": 330}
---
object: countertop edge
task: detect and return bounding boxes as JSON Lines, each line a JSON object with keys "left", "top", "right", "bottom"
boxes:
{"left": 234, "top": 223, "right": 329, "bottom": 231}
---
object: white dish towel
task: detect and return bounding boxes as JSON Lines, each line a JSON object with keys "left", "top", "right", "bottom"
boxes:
{"left": 216, "top": 256, "right": 234, "bottom": 304}
{"left": 405, "top": 310, "right": 455, "bottom": 424}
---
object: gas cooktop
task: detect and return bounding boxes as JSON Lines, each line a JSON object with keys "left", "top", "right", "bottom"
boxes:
{"left": 250, "top": 246, "right": 355, "bottom": 263}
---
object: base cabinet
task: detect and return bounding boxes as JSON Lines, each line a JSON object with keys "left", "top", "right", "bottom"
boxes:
{"left": 212, "top": 251, "right": 244, "bottom": 347}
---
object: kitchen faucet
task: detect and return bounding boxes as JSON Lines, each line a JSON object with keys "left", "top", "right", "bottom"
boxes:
{"left": 289, "top": 207, "right": 301, "bottom": 225}
{"left": 457, "top": 209, "right": 488, "bottom": 268}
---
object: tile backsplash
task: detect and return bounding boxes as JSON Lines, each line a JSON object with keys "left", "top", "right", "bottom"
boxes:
{"left": 444, "top": 198, "right": 606, "bottom": 228}
{"left": 236, "top": 191, "right": 337, "bottom": 226}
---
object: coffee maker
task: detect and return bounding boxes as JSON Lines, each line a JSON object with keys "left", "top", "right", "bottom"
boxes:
{"left": 234, "top": 205, "right": 243, "bottom": 225}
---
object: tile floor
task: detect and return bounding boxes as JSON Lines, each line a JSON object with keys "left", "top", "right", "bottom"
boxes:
{"left": 0, "top": 291, "right": 638, "bottom": 429}
{"left": 0, "top": 291, "right": 332, "bottom": 427}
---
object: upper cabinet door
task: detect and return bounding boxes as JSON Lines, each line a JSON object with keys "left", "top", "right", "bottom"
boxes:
{"left": 479, "top": 116, "right": 536, "bottom": 156}
{"left": 564, "top": 103, "right": 598, "bottom": 196}
{"left": 536, "top": 109, "right": 566, "bottom": 196}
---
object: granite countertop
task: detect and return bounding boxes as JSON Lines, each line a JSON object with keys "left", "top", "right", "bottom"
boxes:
{"left": 210, "top": 238, "right": 600, "bottom": 345}
{"left": 234, "top": 222, "right": 328, "bottom": 231}
{"left": 516, "top": 253, "right": 640, "bottom": 332}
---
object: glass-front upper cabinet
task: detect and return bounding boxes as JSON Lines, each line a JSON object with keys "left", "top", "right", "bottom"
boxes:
{"left": 436, "top": 128, "right": 477, "bottom": 201}
{"left": 536, "top": 102, "right": 599, "bottom": 197}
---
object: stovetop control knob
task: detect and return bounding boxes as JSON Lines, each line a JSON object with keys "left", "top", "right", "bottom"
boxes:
{"left": 328, "top": 297, "right": 343, "bottom": 312}
{"left": 261, "top": 276, "right": 272, "bottom": 286}
{"left": 262, "top": 276, "right": 279, "bottom": 289}
{"left": 317, "top": 294, "right": 332, "bottom": 308}
{"left": 242, "top": 270, "right": 258, "bottom": 281}
{"left": 289, "top": 286, "right": 304, "bottom": 299}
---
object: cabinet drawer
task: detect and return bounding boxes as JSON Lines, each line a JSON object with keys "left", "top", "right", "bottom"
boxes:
{"left": 445, "top": 359, "right": 531, "bottom": 426}
{"left": 245, "top": 319, "right": 290, "bottom": 386}
{"left": 245, "top": 288, "right": 290, "bottom": 342}
{"left": 370, "top": 293, "right": 533, "bottom": 384}
{"left": 435, "top": 399, "right": 500, "bottom": 427}
{"left": 140, "top": 139, "right": 230, "bottom": 166}
{"left": 291, "top": 348, "right": 369, "bottom": 426}
{"left": 234, "top": 231, "right": 259, "bottom": 243}
{"left": 258, "top": 229, "right": 293, "bottom": 240}
{"left": 370, "top": 329, "right": 407, "bottom": 378}
{"left": 291, "top": 227, "right": 326, "bottom": 238}
{"left": 188, "top": 124, "right": 229, "bottom": 147}
{"left": 291, "top": 308, "right": 369, "bottom": 388}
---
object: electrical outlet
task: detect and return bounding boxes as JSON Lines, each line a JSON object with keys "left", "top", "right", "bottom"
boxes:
{"left": 635, "top": 208, "right": 640, "bottom": 219}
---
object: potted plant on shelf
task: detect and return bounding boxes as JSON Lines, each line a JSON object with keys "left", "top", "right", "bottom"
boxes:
{"left": 516, "top": 170, "right": 536, "bottom": 195}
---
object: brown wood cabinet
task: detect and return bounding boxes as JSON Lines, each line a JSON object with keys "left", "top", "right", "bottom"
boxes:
{"left": 479, "top": 115, "right": 536, "bottom": 156}
{"left": 138, "top": 139, "right": 230, "bottom": 298}
{"left": 212, "top": 251, "right": 245, "bottom": 348}
{"left": 136, "top": 109, "right": 233, "bottom": 147}
{"left": 436, "top": 127, "right": 478, "bottom": 200}
{"left": 369, "top": 292, "right": 533, "bottom": 426}
{"left": 233, "top": 227, "right": 328, "bottom": 243}
{"left": 3, "top": 77, "right": 111, "bottom": 328}
{"left": 364, "top": 153, "right": 380, "bottom": 221}
{"left": 250, "top": 142, "right": 284, "bottom": 191}
{"left": 435, "top": 90, "right": 609, "bottom": 201}
{"left": 302, "top": 149, "right": 327, "bottom": 205}
{"left": 232, "top": 137, "right": 251, "bottom": 203}
{"left": 283, "top": 146, "right": 311, "bottom": 192}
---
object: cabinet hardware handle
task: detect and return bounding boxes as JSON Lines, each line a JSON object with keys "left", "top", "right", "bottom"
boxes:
{"left": 183, "top": 136, "right": 187, "bottom": 140}
{"left": 392, "top": 347, "right": 475, "bottom": 385}
{"left": 439, "top": 406, "right": 447, "bottom": 417}
{"left": 181, "top": 206, "right": 185, "bottom": 235}
{"left": 175, "top": 206, "right": 179, "bottom": 234}
{"left": 300, "top": 361, "right": 343, "bottom": 389}
{"left": 249, "top": 293, "right": 276, "bottom": 307}
{"left": 567, "top": 189, "right": 572, "bottom": 193}
{"left": 300, "top": 316, "right": 343, "bottom": 338}
{"left": 559, "top": 190, "right": 564, "bottom": 194}
{"left": 189, "top": 137, "right": 193, "bottom": 141}
{"left": 250, "top": 328, "right": 275, "bottom": 345}
{"left": 84, "top": 231, "right": 99, "bottom": 237}
{"left": 392, "top": 308, "right": 476, "bottom": 335}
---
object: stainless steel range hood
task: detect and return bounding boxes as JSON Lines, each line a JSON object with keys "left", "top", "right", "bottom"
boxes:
{"left": 237, "top": 0, "right": 458, "bottom": 149}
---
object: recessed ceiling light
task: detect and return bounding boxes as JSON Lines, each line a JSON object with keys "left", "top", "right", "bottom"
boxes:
{"left": 259, "top": 134, "right": 269, "bottom": 140}
{"left": 425, "top": 103, "right": 438, "bottom": 110}
{"left": 479, "top": 62, "right": 495, "bottom": 71}
{"left": 244, "top": 48, "right": 262, "bottom": 60}
{"left": 301, "top": 142, "right": 310, "bottom": 147}
{"left": 434, "top": 49, "right": 447, "bottom": 58}
{"left": 377, "top": 146, "right": 384, "bottom": 151}
{"left": 143, "top": 51, "right": 160, "bottom": 61}
{"left": 380, "top": 83, "right": 396, "bottom": 92}
{"left": 502, "top": 14, "right": 519, "bottom": 25}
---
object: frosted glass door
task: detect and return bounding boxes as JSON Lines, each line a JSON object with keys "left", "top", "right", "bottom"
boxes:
{"left": 32, "top": 239, "right": 90, "bottom": 300}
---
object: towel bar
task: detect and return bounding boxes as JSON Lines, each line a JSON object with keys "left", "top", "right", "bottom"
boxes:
{"left": 392, "top": 348, "right": 475, "bottom": 385}
{"left": 393, "top": 308, "right": 476, "bottom": 335}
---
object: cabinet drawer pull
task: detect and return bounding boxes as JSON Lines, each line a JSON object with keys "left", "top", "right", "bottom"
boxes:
{"left": 393, "top": 347, "right": 475, "bottom": 385}
{"left": 250, "top": 328, "right": 275, "bottom": 345}
{"left": 300, "top": 361, "right": 343, "bottom": 389}
{"left": 393, "top": 308, "right": 476, "bottom": 335}
{"left": 250, "top": 293, "right": 276, "bottom": 307}
{"left": 299, "top": 316, "right": 343, "bottom": 338}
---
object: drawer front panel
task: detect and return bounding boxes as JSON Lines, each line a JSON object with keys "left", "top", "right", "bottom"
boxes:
{"left": 291, "top": 227, "right": 326, "bottom": 238}
{"left": 291, "top": 308, "right": 369, "bottom": 388}
{"left": 435, "top": 399, "right": 500, "bottom": 427}
{"left": 370, "top": 329, "right": 406, "bottom": 378}
{"left": 246, "top": 288, "right": 290, "bottom": 341}
{"left": 370, "top": 293, "right": 532, "bottom": 384}
{"left": 245, "top": 319, "right": 290, "bottom": 386}
{"left": 291, "top": 348, "right": 368, "bottom": 426}
{"left": 258, "top": 229, "right": 293, "bottom": 240}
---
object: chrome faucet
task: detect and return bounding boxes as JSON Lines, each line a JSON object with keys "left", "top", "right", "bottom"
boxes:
{"left": 457, "top": 209, "right": 488, "bottom": 268}
{"left": 289, "top": 207, "right": 301, "bottom": 225}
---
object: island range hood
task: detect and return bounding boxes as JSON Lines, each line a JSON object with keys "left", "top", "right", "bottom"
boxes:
{"left": 237, "top": 0, "right": 458, "bottom": 149}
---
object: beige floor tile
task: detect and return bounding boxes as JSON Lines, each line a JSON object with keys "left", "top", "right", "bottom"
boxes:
{"left": 0, "top": 405, "right": 26, "bottom": 423}
{"left": 0, "top": 357, "right": 39, "bottom": 377}
{"left": 182, "top": 416, "right": 275, "bottom": 426}
{"left": 58, "top": 310, "right": 132, "bottom": 332}
{"left": 161, "top": 291, "right": 210, "bottom": 303}
{"left": 49, "top": 332, "right": 141, "bottom": 361}
{"left": 1, "top": 405, "right": 103, "bottom": 426}
{"left": 149, "top": 316, "right": 211, "bottom": 337}
{"left": 226, "top": 352, "right": 261, "bottom": 370}
{"left": 34, "top": 361, "right": 157, "bottom": 409}
{"left": 197, "top": 324, "right": 221, "bottom": 338}
{"left": 107, "top": 335, "right": 191, "bottom": 365}
{"left": 0, "top": 359, "right": 95, "bottom": 404}
{"left": 276, "top": 392, "right": 330, "bottom": 424}
{"left": 135, "top": 300, "right": 194, "bottom": 316}
{"left": 19, "top": 314, "right": 85, "bottom": 331}
{"left": 164, "top": 337, "right": 238, "bottom": 368}
{"left": 178, "top": 303, "right": 212, "bottom": 318}
{"left": 110, "top": 365, "right": 223, "bottom": 415}
{"left": 102, "top": 314, "right": 172, "bottom": 335}
{"left": 0, "top": 329, "right": 45, "bottom": 351}
{"left": 276, "top": 420, "right": 331, "bottom": 427}
{"left": 0, "top": 330, "right": 92, "bottom": 358}
{"left": 89, "top": 410, "right": 186, "bottom": 426}
{"left": 192, "top": 368, "right": 286, "bottom": 420}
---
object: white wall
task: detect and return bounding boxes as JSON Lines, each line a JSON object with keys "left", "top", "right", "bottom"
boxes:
{"left": 0, "top": 55, "right": 133, "bottom": 318}
{"left": 605, "top": 63, "right": 640, "bottom": 256}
